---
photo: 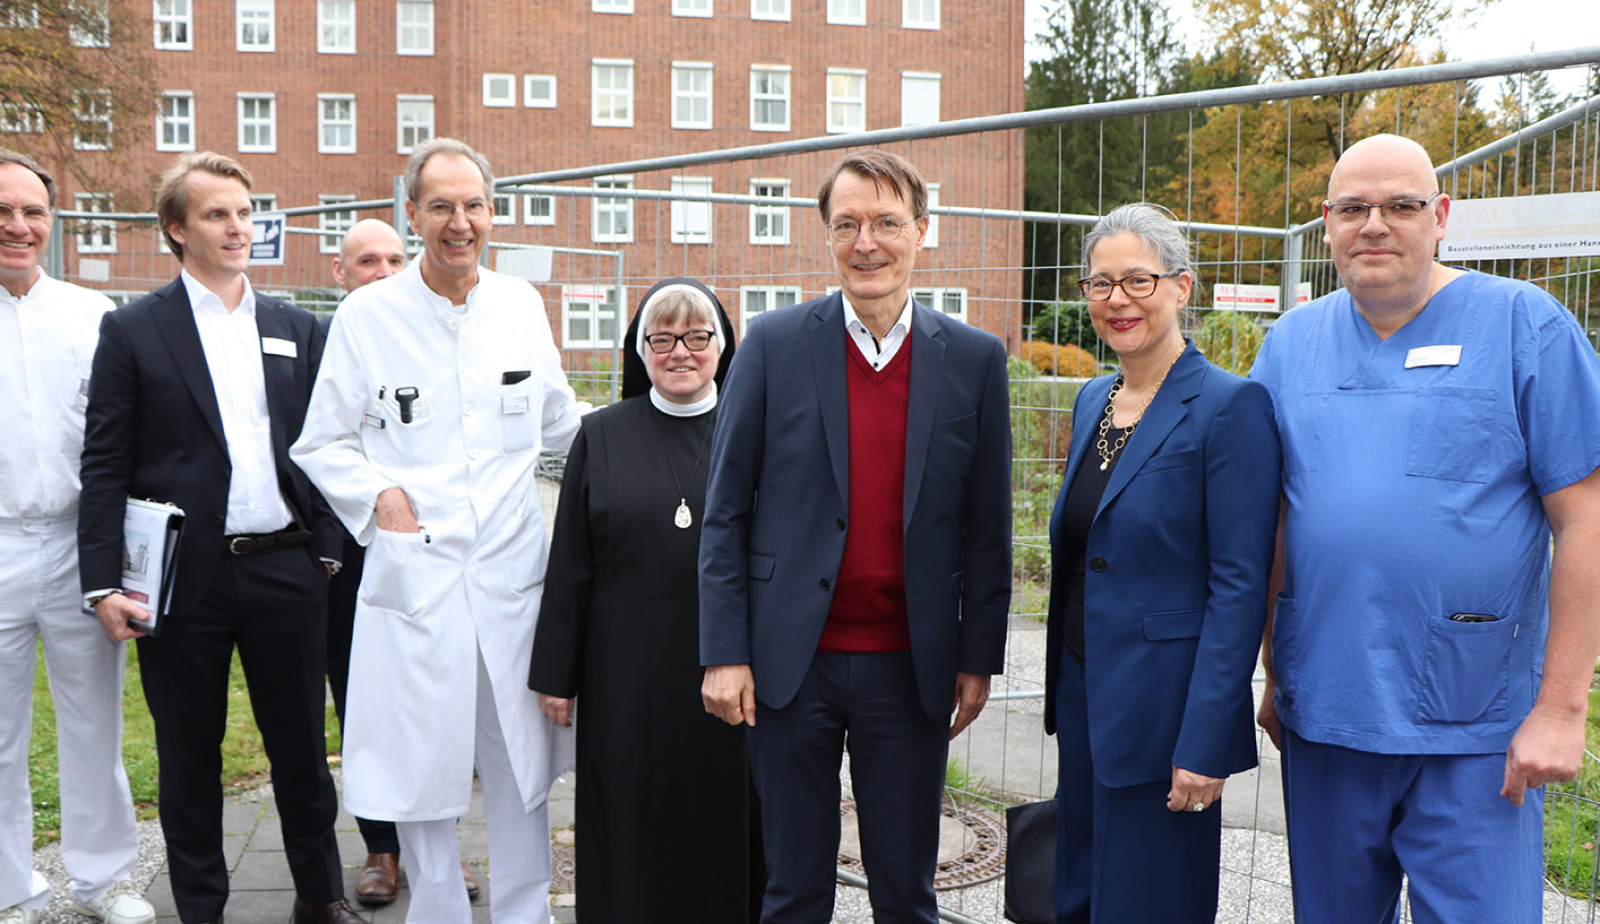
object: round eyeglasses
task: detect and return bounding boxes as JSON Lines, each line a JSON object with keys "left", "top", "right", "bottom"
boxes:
{"left": 825, "top": 215, "right": 919, "bottom": 243}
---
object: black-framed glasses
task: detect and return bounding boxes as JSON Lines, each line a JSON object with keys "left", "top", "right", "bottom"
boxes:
{"left": 1076, "top": 270, "right": 1185, "bottom": 301}
{"left": 825, "top": 215, "right": 920, "bottom": 243}
{"left": 1322, "top": 192, "right": 1440, "bottom": 225}
{"left": 0, "top": 203, "right": 51, "bottom": 227}
{"left": 644, "top": 329, "right": 716, "bottom": 353}
{"left": 423, "top": 199, "right": 489, "bottom": 222}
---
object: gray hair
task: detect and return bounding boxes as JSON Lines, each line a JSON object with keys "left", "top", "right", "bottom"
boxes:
{"left": 1082, "top": 202, "right": 1193, "bottom": 278}
{"left": 402, "top": 137, "right": 495, "bottom": 203}
{"left": 0, "top": 147, "right": 55, "bottom": 208}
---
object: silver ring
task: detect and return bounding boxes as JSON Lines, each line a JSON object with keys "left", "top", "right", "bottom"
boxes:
{"left": 1190, "top": 802, "right": 1206, "bottom": 812}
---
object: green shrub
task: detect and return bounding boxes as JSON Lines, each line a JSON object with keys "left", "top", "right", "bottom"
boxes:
{"left": 1191, "top": 309, "right": 1266, "bottom": 376}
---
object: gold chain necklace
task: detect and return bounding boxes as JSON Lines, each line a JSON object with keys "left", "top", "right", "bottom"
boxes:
{"left": 1094, "top": 348, "right": 1184, "bottom": 472}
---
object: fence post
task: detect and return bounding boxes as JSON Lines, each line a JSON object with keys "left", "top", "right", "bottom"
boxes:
{"left": 1280, "top": 227, "right": 1303, "bottom": 313}
{"left": 392, "top": 175, "right": 406, "bottom": 242}
{"left": 46, "top": 214, "right": 63, "bottom": 278}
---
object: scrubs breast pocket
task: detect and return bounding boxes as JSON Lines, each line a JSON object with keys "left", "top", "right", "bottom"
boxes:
{"left": 498, "top": 382, "right": 539, "bottom": 453}
{"left": 1407, "top": 387, "right": 1497, "bottom": 484}
{"left": 1414, "top": 613, "right": 1517, "bottom": 724}
{"left": 358, "top": 528, "right": 436, "bottom": 618}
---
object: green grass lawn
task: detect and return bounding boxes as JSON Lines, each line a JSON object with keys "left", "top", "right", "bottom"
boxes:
{"left": 28, "top": 641, "right": 340, "bottom": 849}
{"left": 1542, "top": 688, "right": 1600, "bottom": 899}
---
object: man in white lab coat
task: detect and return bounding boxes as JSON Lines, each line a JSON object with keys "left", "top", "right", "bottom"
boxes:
{"left": 291, "top": 138, "right": 582, "bottom": 924}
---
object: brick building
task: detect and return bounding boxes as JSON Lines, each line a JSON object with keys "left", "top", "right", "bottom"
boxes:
{"left": 30, "top": 0, "right": 1026, "bottom": 353}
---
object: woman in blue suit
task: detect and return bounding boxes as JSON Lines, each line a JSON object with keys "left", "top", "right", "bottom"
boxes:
{"left": 1046, "top": 203, "right": 1281, "bottom": 923}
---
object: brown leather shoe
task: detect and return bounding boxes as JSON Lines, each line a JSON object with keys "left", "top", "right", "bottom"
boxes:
{"left": 354, "top": 853, "right": 400, "bottom": 906}
{"left": 290, "top": 898, "right": 363, "bottom": 924}
{"left": 461, "top": 863, "right": 480, "bottom": 900}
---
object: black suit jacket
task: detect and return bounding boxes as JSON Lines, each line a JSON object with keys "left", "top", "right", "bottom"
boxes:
{"left": 78, "top": 277, "right": 339, "bottom": 616}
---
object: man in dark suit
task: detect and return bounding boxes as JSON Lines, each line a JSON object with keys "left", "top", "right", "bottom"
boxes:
{"left": 78, "top": 152, "right": 358, "bottom": 924}
{"left": 699, "top": 150, "right": 1012, "bottom": 924}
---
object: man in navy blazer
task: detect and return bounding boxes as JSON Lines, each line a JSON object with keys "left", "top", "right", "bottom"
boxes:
{"left": 78, "top": 153, "right": 356, "bottom": 924}
{"left": 700, "top": 151, "right": 1012, "bottom": 923}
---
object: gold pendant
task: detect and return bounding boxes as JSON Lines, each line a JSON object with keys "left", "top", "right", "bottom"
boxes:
{"left": 674, "top": 500, "right": 693, "bottom": 529}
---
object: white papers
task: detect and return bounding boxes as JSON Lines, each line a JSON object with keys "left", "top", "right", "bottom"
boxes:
{"left": 120, "top": 498, "right": 185, "bottom": 635}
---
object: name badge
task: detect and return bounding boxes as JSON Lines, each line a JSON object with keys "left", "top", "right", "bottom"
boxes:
{"left": 362, "top": 412, "right": 386, "bottom": 429}
{"left": 79, "top": 377, "right": 90, "bottom": 397}
{"left": 1404, "top": 345, "right": 1461, "bottom": 369}
{"left": 501, "top": 395, "right": 530, "bottom": 415}
{"left": 261, "top": 337, "right": 297, "bottom": 358}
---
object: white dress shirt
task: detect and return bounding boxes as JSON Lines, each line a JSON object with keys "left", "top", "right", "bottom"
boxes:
{"left": 842, "top": 293, "right": 914, "bottom": 370}
{"left": 181, "top": 270, "right": 294, "bottom": 535}
{"left": 0, "top": 270, "right": 114, "bottom": 519}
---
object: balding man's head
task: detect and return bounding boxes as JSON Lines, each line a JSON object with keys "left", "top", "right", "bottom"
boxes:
{"left": 1327, "top": 134, "right": 1439, "bottom": 202}
{"left": 333, "top": 219, "right": 407, "bottom": 292}
{"left": 1322, "top": 134, "right": 1450, "bottom": 313}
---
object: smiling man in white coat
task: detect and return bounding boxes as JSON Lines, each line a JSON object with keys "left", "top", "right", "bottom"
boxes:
{"left": 291, "top": 138, "right": 583, "bottom": 924}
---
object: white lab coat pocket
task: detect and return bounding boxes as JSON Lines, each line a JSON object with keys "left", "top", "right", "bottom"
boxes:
{"left": 358, "top": 528, "right": 437, "bottom": 618}
{"left": 498, "top": 381, "right": 541, "bottom": 453}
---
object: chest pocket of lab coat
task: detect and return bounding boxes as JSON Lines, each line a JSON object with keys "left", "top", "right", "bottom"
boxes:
{"left": 1406, "top": 387, "right": 1496, "bottom": 484}
{"left": 498, "top": 380, "right": 541, "bottom": 453}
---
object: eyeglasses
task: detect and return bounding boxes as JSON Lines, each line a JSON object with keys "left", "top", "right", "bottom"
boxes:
{"left": 644, "top": 329, "right": 716, "bottom": 353}
{"left": 1323, "top": 193, "right": 1440, "bottom": 225}
{"left": 422, "top": 200, "right": 489, "bottom": 222}
{"left": 825, "top": 215, "right": 920, "bottom": 243}
{"left": 0, "top": 203, "right": 51, "bottom": 227}
{"left": 1076, "top": 271, "right": 1185, "bottom": 301}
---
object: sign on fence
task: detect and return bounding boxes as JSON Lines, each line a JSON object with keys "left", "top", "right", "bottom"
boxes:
{"left": 251, "top": 212, "right": 286, "bottom": 266}
{"left": 1213, "top": 282, "right": 1312, "bottom": 313}
{"left": 1440, "top": 191, "right": 1600, "bottom": 260}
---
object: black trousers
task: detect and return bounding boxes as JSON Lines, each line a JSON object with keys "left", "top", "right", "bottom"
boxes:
{"left": 323, "top": 537, "right": 401, "bottom": 856}
{"left": 136, "top": 545, "right": 343, "bottom": 923}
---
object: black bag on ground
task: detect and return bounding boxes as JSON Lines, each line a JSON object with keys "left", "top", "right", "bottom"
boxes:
{"left": 1003, "top": 798, "right": 1056, "bottom": 924}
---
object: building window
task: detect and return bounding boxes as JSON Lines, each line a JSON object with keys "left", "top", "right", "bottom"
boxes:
{"left": 740, "top": 286, "right": 800, "bottom": 332}
{"left": 250, "top": 195, "right": 277, "bottom": 214}
{"left": 749, "top": 180, "right": 789, "bottom": 245}
{"left": 900, "top": 71, "right": 939, "bottom": 126}
{"left": 318, "top": 95, "right": 355, "bottom": 154}
{"left": 156, "top": 92, "right": 194, "bottom": 151}
{"left": 396, "top": 95, "right": 433, "bottom": 153}
{"left": 153, "top": 0, "right": 190, "bottom": 49}
{"left": 670, "top": 178, "right": 712, "bottom": 245}
{"left": 237, "top": 93, "right": 275, "bottom": 153}
{"left": 924, "top": 182, "right": 939, "bottom": 248}
{"left": 591, "top": 60, "right": 633, "bottom": 127}
{"left": 71, "top": 3, "right": 111, "bottom": 47}
{"left": 3, "top": 3, "right": 40, "bottom": 28}
{"left": 562, "top": 285, "right": 623, "bottom": 349}
{"left": 671, "top": 63, "right": 712, "bottom": 130}
{"left": 74, "top": 194, "right": 116, "bottom": 255}
{"left": 236, "top": 0, "right": 274, "bottom": 52}
{"left": 318, "top": 195, "right": 356, "bottom": 254}
{"left": 592, "top": 0, "right": 631, "bottom": 12}
{"left": 524, "top": 194, "right": 555, "bottom": 225}
{"left": 902, "top": 0, "right": 937, "bottom": 28}
{"left": 751, "top": 0, "right": 788, "bottom": 20}
{"left": 750, "top": 65, "right": 789, "bottom": 132}
{"left": 524, "top": 75, "right": 557, "bottom": 108}
{"left": 911, "top": 286, "right": 966, "bottom": 321}
{"left": 483, "top": 73, "right": 515, "bottom": 108}
{"left": 826, "top": 68, "right": 865, "bottom": 133}
{"left": 673, "top": 0, "right": 711, "bottom": 16}
{"left": 827, "top": 0, "right": 864, "bottom": 25}
{"left": 491, "top": 192, "right": 515, "bottom": 225}
{"left": 72, "top": 90, "right": 112, "bottom": 151}
{"left": 318, "top": 0, "right": 354, "bottom": 52}
{"left": 1, "top": 103, "right": 43, "bottom": 134}
{"left": 591, "top": 176, "right": 632, "bottom": 243}
{"left": 396, "top": 0, "right": 433, "bottom": 55}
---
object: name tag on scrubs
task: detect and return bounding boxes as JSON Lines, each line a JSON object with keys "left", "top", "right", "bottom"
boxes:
{"left": 261, "top": 337, "right": 297, "bottom": 358}
{"left": 1404, "top": 344, "right": 1461, "bottom": 369}
{"left": 501, "top": 395, "right": 529, "bottom": 415}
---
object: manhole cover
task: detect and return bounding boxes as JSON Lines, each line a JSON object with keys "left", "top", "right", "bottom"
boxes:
{"left": 836, "top": 798, "right": 1006, "bottom": 890}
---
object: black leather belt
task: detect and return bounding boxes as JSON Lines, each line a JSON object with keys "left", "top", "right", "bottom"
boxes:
{"left": 224, "top": 527, "right": 313, "bottom": 555}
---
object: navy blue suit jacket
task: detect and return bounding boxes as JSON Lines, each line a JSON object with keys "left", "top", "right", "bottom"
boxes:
{"left": 699, "top": 293, "right": 1013, "bottom": 722}
{"left": 1046, "top": 343, "right": 1280, "bottom": 786}
{"left": 78, "top": 277, "right": 339, "bottom": 616}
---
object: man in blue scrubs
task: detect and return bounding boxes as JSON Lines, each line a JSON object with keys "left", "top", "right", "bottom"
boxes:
{"left": 1252, "top": 133, "right": 1600, "bottom": 923}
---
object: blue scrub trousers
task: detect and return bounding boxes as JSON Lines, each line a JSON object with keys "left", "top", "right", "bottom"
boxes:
{"left": 1053, "top": 656, "right": 1220, "bottom": 924}
{"left": 1281, "top": 728, "right": 1544, "bottom": 924}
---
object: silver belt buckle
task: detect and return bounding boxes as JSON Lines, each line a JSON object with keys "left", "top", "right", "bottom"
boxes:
{"left": 228, "top": 536, "right": 250, "bottom": 554}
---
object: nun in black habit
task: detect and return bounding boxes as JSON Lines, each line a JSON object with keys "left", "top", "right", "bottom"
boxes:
{"left": 529, "top": 278, "right": 762, "bottom": 923}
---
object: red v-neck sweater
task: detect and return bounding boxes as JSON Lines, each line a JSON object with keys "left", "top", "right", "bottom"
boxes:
{"left": 817, "top": 341, "right": 913, "bottom": 654}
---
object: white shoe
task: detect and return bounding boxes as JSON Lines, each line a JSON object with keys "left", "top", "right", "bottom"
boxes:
{"left": 74, "top": 881, "right": 155, "bottom": 924}
{"left": 0, "top": 906, "right": 40, "bottom": 924}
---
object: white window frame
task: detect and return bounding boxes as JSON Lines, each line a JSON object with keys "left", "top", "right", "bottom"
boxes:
{"left": 911, "top": 286, "right": 967, "bottom": 321}
{"left": 672, "top": 0, "right": 711, "bottom": 16}
{"left": 4, "top": 3, "right": 40, "bottom": 28}
{"left": 1, "top": 103, "right": 43, "bottom": 134}
{"left": 739, "top": 286, "right": 801, "bottom": 333}
{"left": 591, "top": 59, "right": 633, "bottom": 128}
{"left": 156, "top": 91, "right": 194, "bottom": 152}
{"left": 72, "top": 90, "right": 112, "bottom": 151}
{"left": 749, "top": 179, "right": 789, "bottom": 245}
{"left": 900, "top": 71, "right": 940, "bottom": 127}
{"left": 827, "top": 0, "right": 864, "bottom": 25}
{"left": 317, "top": 94, "right": 356, "bottom": 154}
{"left": 523, "top": 194, "right": 555, "bottom": 225}
{"left": 74, "top": 193, "right": 116, "bottom": 255}
{"left": 396, "top": 0, "right": 433, "bottom": 56}
{"left": 561, "top": 286, "right": 624, "bottom": 349}
{"left": 482, "top": 73, "right": 516, "bottom": 108}
{"left": 492, "top": 192, "right": 515, "bottom": 225}
{"left": 751, "top": 0, "right": 789, "bottom": 20}
{"left": 826, "top": 68, "right": 866, "bottom": 134}
{"left": 524, "top": 74, "right": 557, "bottom": 108}
{"left": 153, "top": 0, "right": 191, "bottom": 49}
{"left": 71, "top": 3, "right": 111, "bottom": 47}
{"left": 902, "top": 0, "right": 937, "bottom": 28}
{"left": 750, "top": 65, "right": 790, "bottom": 132}
{"left": 591, "top": 0, "right": 632, "bottom": 12}
{"left": 591, "top": 176, "right": 632, "bottom": 244}
{"left": 396, "top": 95, "right": 433, "bottom": 154}
{"left": 250, "top": 194, "right": 277, "bottom": 214}
{"left": 317, "top": 0, "right": 355, "bottom": 53}
{"left": 236, "top": 0, "right": 275, "bottom": 52}
{"left": 924, "top": 182, "right": 939, "bottom": 248}
{"left": 671, "top": 62, "right": 713, "bottom": 130}
{"left": 670, "top": 177, "right": 713, "bottom": 245}
{"left": 318, "top": 195, "right": 356, "bottom": 255}
{"left": 237, "top": 93, "right": 275, "bottom": 153}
